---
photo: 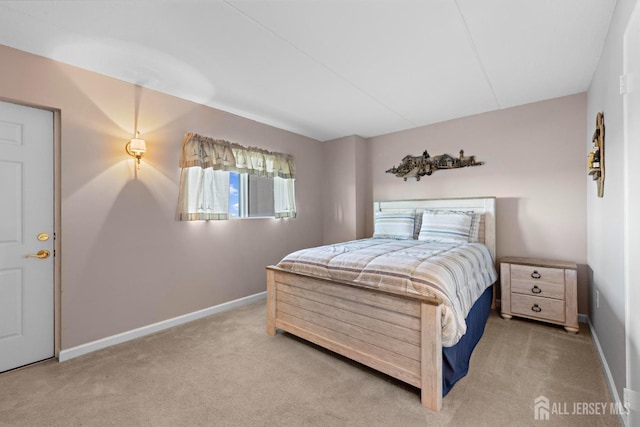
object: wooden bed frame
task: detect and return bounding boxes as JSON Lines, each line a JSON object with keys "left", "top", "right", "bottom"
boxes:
{"left": 266, "top": 197, "right": 496, "bottom": 412}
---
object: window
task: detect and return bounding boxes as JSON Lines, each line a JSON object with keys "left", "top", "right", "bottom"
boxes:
{"left": 229, "top": 172, "right": 240, "bottom": 217}
{"left": 176, "top": 133, "right": 296, "bottom": 221}
{"left": 229, "top": 173, "right": 277, "bottom": 218}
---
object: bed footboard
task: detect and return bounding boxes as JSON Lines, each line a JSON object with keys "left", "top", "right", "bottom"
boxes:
{"left": 266, "top": 267, "right": 443, "bottom": 412}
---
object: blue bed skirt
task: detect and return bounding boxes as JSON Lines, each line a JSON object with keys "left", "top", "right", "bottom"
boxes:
{"left": 442, "top": 285, "right": 493, "bottom": 396}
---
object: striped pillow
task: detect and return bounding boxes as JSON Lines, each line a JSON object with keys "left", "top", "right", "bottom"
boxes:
{"left": 420, "top": 210, "right": 482, "bottom": 242}
{"left": 468, "top": 213, "right": 482, "bottom": 242}
{"left": 373, "top": 210, "right": 415, "bottom": 240}
{"left": 418, "top": 210, "right": 472, "bottom": 243}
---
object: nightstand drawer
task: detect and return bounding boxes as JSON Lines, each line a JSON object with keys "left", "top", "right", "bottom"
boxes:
{"left": 510, "top": 264, "right": 565, "bottom": 285}
{"left": 511, "top": 279, "right": 565, "bottom": 300}
{"left": 511, "top": 294, "right": 565, "bottom": 323}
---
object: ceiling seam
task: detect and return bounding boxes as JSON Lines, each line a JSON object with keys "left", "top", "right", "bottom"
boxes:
{"left": 222, "top": 0, "right": 417, "bottom": 129}
{"left": 454, "top": 0, "right": 502, "bottom": 109}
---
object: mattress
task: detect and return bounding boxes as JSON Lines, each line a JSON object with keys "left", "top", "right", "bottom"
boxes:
{"left": 277, "top": 238, "right": 497, "bottom": 346}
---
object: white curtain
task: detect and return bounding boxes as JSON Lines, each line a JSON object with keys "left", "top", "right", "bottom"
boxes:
{"left": 176, "top": 133, "right": 296, "bottom": 220}
{"left": 274, "top": 176, "right": 296, "bottom": 218}
{"left": 176, "top": 167, "right": 230, "bottom": 220}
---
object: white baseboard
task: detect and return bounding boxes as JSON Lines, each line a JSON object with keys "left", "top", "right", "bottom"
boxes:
{"left": 58, "top": 291, "right": 267, "bottom": 362}
{"left": 583, "top": 314, "right": 628, "bottom": 427}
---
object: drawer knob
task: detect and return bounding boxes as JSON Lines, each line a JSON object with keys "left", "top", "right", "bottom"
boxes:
{"left": 531, "top": 285, "right": 542, "bottom": 294}
{"left": 531, "top": 271, "right": 541, "bottom": 279}
{"left": 531, "top": 304, "right": 542, "bottom": 313}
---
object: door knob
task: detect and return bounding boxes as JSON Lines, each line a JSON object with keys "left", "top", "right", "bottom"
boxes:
{"left": 25, "top": 250, "right": 50, "bottom": 259}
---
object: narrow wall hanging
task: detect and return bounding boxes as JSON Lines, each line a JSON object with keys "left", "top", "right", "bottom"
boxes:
{"left": 386, "top": 149, "right": 484, "bottom": 181}
{"left": 588, "top": 112, "right": 605, "bottom": 197}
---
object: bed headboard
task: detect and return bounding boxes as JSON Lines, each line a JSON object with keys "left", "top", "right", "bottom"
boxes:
{"left": 373, "top": 197, "right": 496, "bottom": 261}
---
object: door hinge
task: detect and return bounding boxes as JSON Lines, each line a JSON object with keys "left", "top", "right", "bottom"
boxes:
{"left": 620, "top": 75, "right": 628, "bottom": 95}
{"left": 624, "top": 388, "right": 639, "bottom": 412}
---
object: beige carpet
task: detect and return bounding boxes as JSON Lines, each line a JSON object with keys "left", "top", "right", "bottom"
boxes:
{"left": 0, "top": 302, "right": 621, "bottom": 426}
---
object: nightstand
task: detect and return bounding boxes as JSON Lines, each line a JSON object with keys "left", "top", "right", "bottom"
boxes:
{"left": 500, "top": 257, "right": 579, "bottom": 333}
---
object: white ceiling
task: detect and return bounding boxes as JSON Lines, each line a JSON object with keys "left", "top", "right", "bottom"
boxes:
{"left": 0, "top": 0, "right": 616, "bottom": 141}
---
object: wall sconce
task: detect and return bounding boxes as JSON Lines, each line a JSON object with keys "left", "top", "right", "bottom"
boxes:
{"left": 125, "top": 131, "right": 147, "bottom": 169}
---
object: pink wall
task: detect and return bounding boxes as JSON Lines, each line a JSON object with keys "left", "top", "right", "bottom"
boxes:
{"left": 369, "top": 94, "right": 589, "bottom": 313}
{"left": 354, "top": 135, "right": 370, "bottom": 240}
{"left": 0, "top": 45, "right": 325, "bottom": 349}
{"left": 323, "top": 136, "right": 357, "bottom": 244}
{"left": 322, "top": 135, "right": 369, "bottom": 244}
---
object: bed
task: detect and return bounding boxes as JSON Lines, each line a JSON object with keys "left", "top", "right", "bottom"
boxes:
{"left": 266, "top": 197, "right": 497, "bottom": 411}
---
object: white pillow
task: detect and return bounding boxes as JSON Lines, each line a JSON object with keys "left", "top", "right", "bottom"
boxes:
{"left": 418, "top": 210, "right": 472, "bottom": 243}
{"left": 373, "top": 210, "right": 415, "bottom": 240}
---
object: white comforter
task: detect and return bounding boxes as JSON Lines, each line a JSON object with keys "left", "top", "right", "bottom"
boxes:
{"left": 277, "top": 238, "right": 497, "bottom": 346}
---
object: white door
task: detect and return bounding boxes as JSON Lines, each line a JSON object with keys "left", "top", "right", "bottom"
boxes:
{"left": 624, "top": 4, "right": 640, "bottom": 423}
{"left": 0, "top": 101, "right": 54, "bottom": 372}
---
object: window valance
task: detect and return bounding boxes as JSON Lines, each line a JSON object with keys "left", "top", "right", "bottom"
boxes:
{"left": 176, "top": 133, "right": 296, "bottom": 221}
{"left": 179, "top": 133, "right": 295, "bottom": 179}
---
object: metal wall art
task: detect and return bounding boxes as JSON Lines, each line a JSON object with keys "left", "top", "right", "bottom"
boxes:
{"left": 588, "top": 112, "right": 605, "bottom": 197}
{"left": 386, "top": 149, "right": 484, "bottom": 181}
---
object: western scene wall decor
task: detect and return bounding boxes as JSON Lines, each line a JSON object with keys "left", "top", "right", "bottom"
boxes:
{"left": 588, "top": 112, "right": 605, "bottom": 197}
{"left": 386, "top": 149, "right": 484, "bottom": 181}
